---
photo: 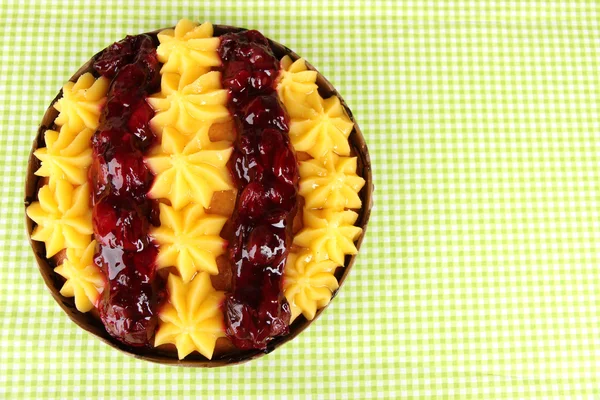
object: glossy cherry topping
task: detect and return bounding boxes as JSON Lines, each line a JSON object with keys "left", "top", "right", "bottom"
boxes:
{"left": 89, "top": 34, "right": 162, "bottom": 346}
{"left": 219, "top": 30, "right": 298, "bottom": 350}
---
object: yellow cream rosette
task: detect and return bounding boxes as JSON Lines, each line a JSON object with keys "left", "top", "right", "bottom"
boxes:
{"left": 299, "top": 153, "right": 366, "bottom": 210}
{"left": 26, "top": 180, "right": 93, "bottom": 258}
{"left": 151, "top": 203, "right": 227, "bottom": 282}
{"left": 155, "top": 273, "right": 226, "bottom": 360}
{"left": 284, "top": 251, "right": 339, "bottom": 322}
{"left": 293, "top": 209, "right": 362, "bottom": 265}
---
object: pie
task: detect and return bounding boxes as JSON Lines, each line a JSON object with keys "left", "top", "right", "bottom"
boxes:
{"left": 25, "top": 19, "right": 372, "bottom": 365}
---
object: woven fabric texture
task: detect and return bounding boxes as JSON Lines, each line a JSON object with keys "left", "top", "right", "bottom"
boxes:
{"left": 1, "top": 1, "right": 599, "bottom": 398}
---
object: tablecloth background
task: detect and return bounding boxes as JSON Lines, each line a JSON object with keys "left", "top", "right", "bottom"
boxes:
{"left": 1, "top": 1, "right": 600, "bottom": 398}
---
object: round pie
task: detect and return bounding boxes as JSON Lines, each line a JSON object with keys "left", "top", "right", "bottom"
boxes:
{"left": 24, "top": 19, "right": 373, "bottom": 366}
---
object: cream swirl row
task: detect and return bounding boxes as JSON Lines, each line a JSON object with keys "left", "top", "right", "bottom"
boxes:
{"left": 276, "top": 56, "right": 366, "bottom": 322}
{"left": 27, "top": 73, "right": 109, "bottom": 312}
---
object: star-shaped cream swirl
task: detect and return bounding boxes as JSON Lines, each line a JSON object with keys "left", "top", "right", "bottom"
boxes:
{"left": 293, "top": 209, "right": 362, "bottom": 265}
{"left": 277, "top": 56, "right": 319, "bottom": 109}
{"left": 54, "top": 240, "right": 105, "bottom": 312}
{"left": 284, "top": 251, "right": 339, "bottom": 322}
{"left": 148, "top": 71, "right": 230, "bottom": 135}
{"left": 154, "top": 273, "right": 226, "bottom": 360}
{"left": 26, "top": 180, "right": 93, "bottom": 257}
{"left": 288, "top": 94, "right": 355, "bottom": 159}
{"left": 150, "top": 203, "right": 227, "bottom": 282}
{"left": 157, "top": 19, "right": 221, "bottom": 86}
{"left": 54, "top": 73, "right": 109, "bottom": 133}
{"left": 145, "top": 127, "right": 233, "bottom": 209}
{"left": 34, "top": 126, "right": 93, "bottom": 187}
{"left": 299, "top": 153, "right": 366, "bottom": 210}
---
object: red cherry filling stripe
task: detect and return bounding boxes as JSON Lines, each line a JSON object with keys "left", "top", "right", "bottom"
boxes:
{"left": 89, "top": 34, "right": 163, "bottom": 347}
{"left": 218, "top": 31, "right": 298, "bottom": 350}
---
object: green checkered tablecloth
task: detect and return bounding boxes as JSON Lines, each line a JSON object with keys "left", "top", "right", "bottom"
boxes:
{"left": 2, "top": 0, "right": 600, "bottom": 398}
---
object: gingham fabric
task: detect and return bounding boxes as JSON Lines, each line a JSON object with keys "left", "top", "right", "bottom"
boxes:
{"left": 1, "top": 1, "right": 600, "bottom": 398}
